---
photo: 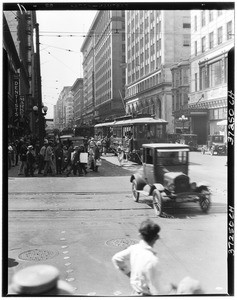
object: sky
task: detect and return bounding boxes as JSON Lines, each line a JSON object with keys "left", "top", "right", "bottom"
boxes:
{"left": 36, "top": 10, "right": 97, "bottom": 118}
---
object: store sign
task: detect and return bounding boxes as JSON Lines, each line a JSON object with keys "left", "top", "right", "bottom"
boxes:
{"left": 19, "top": 95, "right": 25, "bottom": 118}
{"left": 13, "top": 75, "right": 20, "bottom": 124}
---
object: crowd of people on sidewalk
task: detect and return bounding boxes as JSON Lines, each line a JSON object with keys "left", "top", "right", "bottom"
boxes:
{"left": 8, "top": 131, "right": 134, "bottom": 176}
{"left": 8, "top": 135, "right": 105, "bottom": 177}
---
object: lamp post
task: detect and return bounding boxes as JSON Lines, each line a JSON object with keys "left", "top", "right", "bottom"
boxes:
{"left": 179, "top": 114, "right": 188, "bottom": 133}
{"left": 33, "top": 105, "right": 48, "bottom": 145}
{"left": 35, "top": 22, "right": 45, "bottom": 147}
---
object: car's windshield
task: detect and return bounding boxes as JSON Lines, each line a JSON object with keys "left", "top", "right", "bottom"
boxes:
{"left": 156, "top": 150, "right": 188, "bottom": 166}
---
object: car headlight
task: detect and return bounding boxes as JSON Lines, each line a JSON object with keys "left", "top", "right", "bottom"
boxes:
{"left": 190, "top": 182, "right": 197, "bottom": 190}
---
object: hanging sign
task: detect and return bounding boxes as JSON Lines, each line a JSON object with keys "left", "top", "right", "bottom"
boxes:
{"left": 19, "top": 95, "right": 25, "bottom": 119}
{"left": 13, "top": 74, "right": 20, "bottom": 124}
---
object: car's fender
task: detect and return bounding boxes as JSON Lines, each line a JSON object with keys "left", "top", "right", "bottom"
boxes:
{"left": 130, "top": 173, "right": 147, "bottom": 190}
{"left": 150, "top": 183, "right": 165, "bottom": 195}
{"left": 196, "top": 181, "right": 209, "bottom": 187}
{"left": 195, "top": 181, "right": 210, "bottom": 192}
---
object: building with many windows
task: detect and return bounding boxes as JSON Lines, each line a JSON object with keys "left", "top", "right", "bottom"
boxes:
{"left": 81, "top": 10, "right": 126, "bottom": 125}
{"left": 171, "top": 59, "right": 190, "bottom": 133}
{"left": 54, "top": 86, "right": 72, "bottom": 131}
{"left": 187, "top": 9, "right": 234, "bottom": 144}
{"left": 71, "top": 78, "right": 84, "bottom": 126}
{"left": 3, "top": 9, "right": 38, "bottom": 140}
{"left": 124, "top": 10, "right": 191, "bottom": 133}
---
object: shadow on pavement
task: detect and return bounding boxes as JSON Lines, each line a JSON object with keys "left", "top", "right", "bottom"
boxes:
{"left": 138, "top": 198, "right": 227, "bottom": 219}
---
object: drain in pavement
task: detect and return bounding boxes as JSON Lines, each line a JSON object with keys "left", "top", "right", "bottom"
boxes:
{"left": 18, "top": 249, "right": 58, "bottom": 261}
{"left": 105, "top": 238, "right": 139, "bottom": 247}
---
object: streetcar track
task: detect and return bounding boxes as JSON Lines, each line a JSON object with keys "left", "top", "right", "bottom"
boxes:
{"left": 9, "top": 191, "right": 131, "bottom": 195}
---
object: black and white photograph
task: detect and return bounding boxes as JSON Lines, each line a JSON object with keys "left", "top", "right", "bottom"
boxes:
{"left": 2, "top": 1, "right": 235, "bottom": 297}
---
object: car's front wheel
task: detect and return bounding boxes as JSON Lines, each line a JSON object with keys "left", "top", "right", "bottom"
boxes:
{"left": 132, "top": 179, "right": 139, "bottom": 202}
{"left": 152, "top": 189, "right": 163, "bottom": 216}
{"left": 199, "top": 188, "right": 211, "bottom": 213}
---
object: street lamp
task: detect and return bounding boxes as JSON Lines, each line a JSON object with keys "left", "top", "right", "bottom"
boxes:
{"left": 33, "top": 105, "right": 48, "bottom": 116}
{"left": 179, "top": 115, "right": 188, "bottom": 133}
{"left": 33, "top": 105, "right": 48, "bottom": 145}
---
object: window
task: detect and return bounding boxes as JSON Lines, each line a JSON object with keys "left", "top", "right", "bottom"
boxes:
{"left": 209, "top": 32, "right": 214, "bottom": 49}
{"left": 183, "top": 23, "right": 191, "bottom": 28}
{"left": 227, "top": 21, "right": 233, "bottom": 40}
{"left": 194, "top": 15, "right": 197, "bottom": 31}
{"left": 209, "top": 60, "right": 222, "bottom": 87}
{"left": 194, "top": 41, "right": 197, "bottom": 56}
{"left": 156, "top": 151, "right": 188, "bottom": 166}
{"left": 195, "top": 73, "right": 198, "bottom": 91}
{"left": 183, "top": 34, "right": 190, "bottom": 46}
{"left": 200, "top": 65, "right": 209, "bottom": 90}
{"left": 201, "top": 36, "right": 206, "bottom": 53}
{"left": 217, "top": 10, "right": 223, "bottom": 16}
{"left": 145, "top": 148, "right": 153, "bottom": 164}
{"left": 209, "top": 11, "right": 213, "bottom": 22}
{"left": 217, "top": 27, "right": 223, "bottom": 44}
{"left": 201, "top": 11, "right": 206, "bottom": 27}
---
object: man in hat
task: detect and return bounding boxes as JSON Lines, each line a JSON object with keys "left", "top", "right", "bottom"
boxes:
{"left": 38, "top": 140, "right": 48, "bottom": 174}
{"left": 26, "top": 145, "right": 36, "bottom": 176}
{"left": 43, "top": 141, "right": 56, "bottom": 176}
{"left": 112, "top": 219, "right": 176, "bottom": 295}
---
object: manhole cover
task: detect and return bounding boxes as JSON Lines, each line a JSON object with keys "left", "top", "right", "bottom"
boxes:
{"left": 105, "top": 238, "right": 139, "bottom": 247}
{"left": 18, "top": 249, "right": 58, "bottom": 261}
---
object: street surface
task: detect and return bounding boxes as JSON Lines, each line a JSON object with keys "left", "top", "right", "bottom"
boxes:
{"left": 7, "top": 152, "right": 228, "bottom": 296}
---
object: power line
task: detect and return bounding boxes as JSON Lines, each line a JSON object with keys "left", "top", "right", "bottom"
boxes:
{"left": 40, "top": 42, "right": 81, "bottom": 53}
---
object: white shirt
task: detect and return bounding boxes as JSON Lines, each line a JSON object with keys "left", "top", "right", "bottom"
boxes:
{"left": 112, "top": 240, "right": 164, "bottom": 295}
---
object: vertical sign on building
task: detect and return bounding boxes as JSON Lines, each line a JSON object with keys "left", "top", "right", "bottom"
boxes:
{"left": 14, "top": 74, "right": 20, "bottom": 125}
{"left": 19, "top": 95, "right": 25, "bottom": 120}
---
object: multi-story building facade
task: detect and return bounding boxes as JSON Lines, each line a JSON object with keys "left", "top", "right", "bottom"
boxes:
{"left": 54, "top": 97, "right": 64, "bottom": 131}
{"left": 171, "top": 60, "right": 190, "bottom": 133}
{"left": 188, "top": 9, "right": 234, "bottom": 144}
{"left": 81, "top": 10, "right": 126, "bottom": 125}
{"left": 3, "top": 9, "right": 38, "bottom": 140}
{"left": 71, "top": 78, "right": 84, "bottom": 126}
{"left": 54, "top": 86, "right": 73, "bottom": 131}
{"left": 124, "top": 10, "right": 191, "bottom": 133}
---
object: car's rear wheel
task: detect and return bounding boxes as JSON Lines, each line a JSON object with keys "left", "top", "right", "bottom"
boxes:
{"left": 199, "top": 188, "right": 211, "bottom": 213}
{"left": 152, "top": 189, "right": 163, "bottom": 216}
{"left": 132, "top": 179, "right": 139, "bottom": 202}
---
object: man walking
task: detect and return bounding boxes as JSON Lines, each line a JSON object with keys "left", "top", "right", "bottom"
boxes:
{"left": 43, "top": 141, "right": 56, "bottom": 176}
{"left": 112, "top": 219, "right": 176, "bottom": 295}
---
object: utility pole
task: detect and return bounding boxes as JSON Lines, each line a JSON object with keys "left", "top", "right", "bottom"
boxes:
{"left": 35, "top": 23, "right": 44, "bottom": 147}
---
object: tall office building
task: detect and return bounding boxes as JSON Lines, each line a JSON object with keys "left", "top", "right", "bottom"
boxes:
{"left": 124, "top": 10, "right": 191, "bottom": 133}
{"left": 81, "top": 10, "right": 126, "bottom": 125}
{"left": 188, "top": 9, "right": 234, "bottom": 143}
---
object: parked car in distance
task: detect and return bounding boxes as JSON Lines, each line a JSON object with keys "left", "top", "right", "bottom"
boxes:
{"left": 201, "top": 135, "right": 227, "bottom": 155}
{"left": 59, "top": 135, "right": 84, "bottom": 147}
{"left": 179, "top": 134, "right": 198, "bottom": 151}
{"left": 130, "top": 143, "right": 211, "bottom": 216}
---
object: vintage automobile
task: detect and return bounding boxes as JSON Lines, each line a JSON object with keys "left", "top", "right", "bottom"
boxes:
{"left": 201, "top": 135, "right": 227, "bottom": 155}
{"left": 130, "top": 143, "right": 211, "bottom": 216}
{"left": 179, "top": 134, "right": 198, "bottom": 151}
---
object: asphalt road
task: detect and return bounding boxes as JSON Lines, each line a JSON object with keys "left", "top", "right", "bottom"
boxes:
{"left": 6, "top": 152, "right": 228, "bottom": 296}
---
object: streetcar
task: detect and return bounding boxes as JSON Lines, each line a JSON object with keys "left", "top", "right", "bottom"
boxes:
{"left": 95, "top": 116, "right": 168, "bottom": 163}
{"left": 74, "top": 125, "right": 94, "bottom": 139}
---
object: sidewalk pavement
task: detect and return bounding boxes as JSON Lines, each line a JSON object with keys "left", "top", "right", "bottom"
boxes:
{"left": 7, "top": 154, "right": 139, "bottom": 178}
{"left": 100, "top": 153, "right": 138, "bottom": 167}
